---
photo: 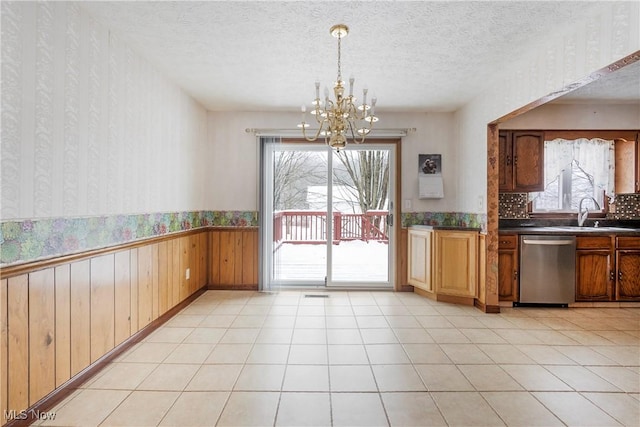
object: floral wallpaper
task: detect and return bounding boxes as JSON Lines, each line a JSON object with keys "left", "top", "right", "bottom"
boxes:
{"left": 1, "top": 210, "right": 486, "bottom": 266}
{"left": 1, "top": 210, "right": 258, "bottom": 266}
{"left": 401, "top": 212, "right": 487, "bottom": 231}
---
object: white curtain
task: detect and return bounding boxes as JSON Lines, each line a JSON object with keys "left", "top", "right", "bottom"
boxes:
{"left": 544, "top": 138, "right": 615, "bottom": 197}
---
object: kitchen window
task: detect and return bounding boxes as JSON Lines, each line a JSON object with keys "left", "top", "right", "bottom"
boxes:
{"left": 530, "top": 138, "right": 614, "bottom": 213}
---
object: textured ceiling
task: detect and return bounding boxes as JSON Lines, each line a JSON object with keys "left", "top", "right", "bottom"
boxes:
{"left": 81, "top": 1, "right": 631, "bottom": 113}
{"left": 552, "top": 59, "right": 640, "bottom": 104}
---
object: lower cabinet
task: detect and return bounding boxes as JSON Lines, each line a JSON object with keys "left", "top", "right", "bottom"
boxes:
{"left": 498, "top": 234, "right": 518, "bottom": 301}
{"left": 407, "top": 228, "right": 433, "bottom": 292}
{"left": 434, "top": 230, "right": 478, "bottom": 298}
{"left": 615, "top": 237, "right": 640, "bottom": 301}
{"left": 568, "top": 235, "right": 640, "bottom": 302}
{"left": 576, "top": 236, "right": 614, "bottom": 301}
{"left": 408, "top": 227, "right": 478, "bottom": 300}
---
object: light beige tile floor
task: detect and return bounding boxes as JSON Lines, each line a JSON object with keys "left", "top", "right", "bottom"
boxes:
{"left": 39, "top": 290, "right": 640, "bottom": 426}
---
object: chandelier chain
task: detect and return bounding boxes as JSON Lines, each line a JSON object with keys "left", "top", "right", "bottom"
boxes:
{"left": 337, "top": 32, "right": 342, "bottom": 82}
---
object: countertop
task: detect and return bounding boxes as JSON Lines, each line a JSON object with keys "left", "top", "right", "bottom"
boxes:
{"left": 499, "top": 226, "right": 640, "bottom": 235}
{"left": 409, "top": 225, "right": 482, "bottom": 232}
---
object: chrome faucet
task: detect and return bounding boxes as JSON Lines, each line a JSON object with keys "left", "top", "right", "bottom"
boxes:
{"left": 578, "top": 197, "right": 600, "bottom": 227}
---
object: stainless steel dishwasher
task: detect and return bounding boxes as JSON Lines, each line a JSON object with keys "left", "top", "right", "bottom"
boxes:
{"left": 518, "top": 235, "right": 576, "bottom": 306}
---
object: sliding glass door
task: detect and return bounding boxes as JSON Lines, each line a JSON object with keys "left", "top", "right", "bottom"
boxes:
{"left": 261, "top": 139, "right": 394, "bottom": 289}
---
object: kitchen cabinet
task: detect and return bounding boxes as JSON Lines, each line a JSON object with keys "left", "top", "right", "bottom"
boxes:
{"left": 498, "top": 234, "right": 518, "bottom": 301}
{"left": 499, "top": 130, "right": 545, "bottom": 192}
{"left": 614, "top": 135, "right": 639, "bottom": 194}
{"left": 576, "top": 236, "right": 614, "bottom": 301}
{"left": 408, "top": 227, "right": 478, "bottom": 300}
{"left": 554, "top": 234, "right": 639, "bottom": 302}
{"left": 434, "top": 230, "right": 478, "bottom": 298}
{"left": 408, "top": 227, "right": 433, "bottom": 292}
{"left": 615, "top": 237, "right": 640, "bottom": 301}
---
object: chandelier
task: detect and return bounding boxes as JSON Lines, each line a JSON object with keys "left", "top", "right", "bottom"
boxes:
{"left": 298, "top": 24, "right": 378, "bottom": 150}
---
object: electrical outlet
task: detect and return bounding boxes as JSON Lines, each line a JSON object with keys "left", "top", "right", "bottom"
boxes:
{"left": 478, "top": 195, "right": 484, "bottom": 211}
{"left": 185, "top": 268, "right": 190, "bottom": 280}
{"left": 403, "top": 199, "right": 412, "bottom": 210}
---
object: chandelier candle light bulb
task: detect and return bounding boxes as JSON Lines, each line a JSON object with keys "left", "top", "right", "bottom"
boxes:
{"left": 298, "top": 24, "right": 378, "bottom": 150}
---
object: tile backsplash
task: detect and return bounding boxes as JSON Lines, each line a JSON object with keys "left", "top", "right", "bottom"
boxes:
{"left": 610, "top": 193, "right": 640, "bottom": 219}
{"left": 498, "top": 193, "right": 528, "bottom": 219}
{"left": 499, "top": 192, "right": 640, "bottom": 220}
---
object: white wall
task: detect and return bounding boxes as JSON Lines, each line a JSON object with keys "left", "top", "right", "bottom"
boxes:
{"left": 455, "top": 1, "right": 640, "bottom": 214}
{"left": 206, "top": 111, "right": 458, "bottom": 213}
{"left": 500, "top": 103, "right": 640, "bottom": 129}
{"left": 1, "top": 2, "right": 208, "bottom": 220}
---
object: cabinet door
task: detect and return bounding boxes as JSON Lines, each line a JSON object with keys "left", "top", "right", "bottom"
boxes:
{"left": 434, "top": 231, "right": 477, "bottom": 298}
{"left": 616, "top": 250, "right": 640, "bottom": 301}
{"left": 498, "top": 249, "right": 518, "bottom": 301}
{"left": 498, "top": 132, "right": 513, "bottom": 191}
{"left": 614, "top": 138, "right": 638, "bottom": 194}
{"left": 408, "top": 230, "right": 432, "bottom": 291}
{"left": 512, "top": 131, "right": 544, "bottom": 192}
{"left": 576, "top": 250, "right": 612, "bottom": 301}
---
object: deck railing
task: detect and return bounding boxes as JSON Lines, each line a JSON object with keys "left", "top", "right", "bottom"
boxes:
{"left": 274, "top": 210, "right": 388, "bottom": 244}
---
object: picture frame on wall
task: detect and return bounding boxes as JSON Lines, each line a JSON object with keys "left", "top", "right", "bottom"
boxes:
{"left": 419, "top": 154, "right": 442, "bottom": 175}
{"left": 418, "top": 154, "right": 444, "bottom": 198}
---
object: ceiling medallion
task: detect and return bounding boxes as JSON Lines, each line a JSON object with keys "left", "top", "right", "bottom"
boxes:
{"left": 298, "top": 24, "right": 378, "bottom": 150}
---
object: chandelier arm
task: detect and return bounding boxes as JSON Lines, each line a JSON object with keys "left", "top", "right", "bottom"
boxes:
{"left": 313, "top": 112, "right": 324, "bottom": 125}
{"left": 349, "top": 119, "right": 367, "bottom": 144}
{"left": 301, "top": 119, "right": 327, "bottom": 142}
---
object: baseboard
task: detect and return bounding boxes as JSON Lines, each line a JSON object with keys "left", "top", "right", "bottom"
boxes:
{"left": 475, "top": 299, "right": 501, "bottom": 313}
{"left": 397, "top": 284, "right": 414, "bottom": 292}
{"left": 436, "top": 293, "right": 475, "bottom": 306}
{"left": 208, "top": 284, "right": 259, "bottom": 291}
{"left": 3, "top": 288, "right": 206, "bottom": 427}
{"left": 412, "top": 286, "right": 436, "bottom": 300}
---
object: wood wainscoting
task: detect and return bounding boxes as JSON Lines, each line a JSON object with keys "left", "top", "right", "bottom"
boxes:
{"left": 209, "top": 228, "right": 259, "bottom": 290}
{"left": 0, "top": 229, "right": 214, "bottom": 426}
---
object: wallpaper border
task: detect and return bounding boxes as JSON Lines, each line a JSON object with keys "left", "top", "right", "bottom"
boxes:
{"left": 1, "top": 210, "right": 485, "bottom": 266}
{"left": 0, "top": 210, "right": 258, "bottom": 266}
{"left": 401, "top": 212, "right": 487, "bottom": 231}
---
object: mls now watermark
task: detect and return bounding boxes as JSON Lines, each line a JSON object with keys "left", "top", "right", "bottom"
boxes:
{"left": 4, "top": 409, "right": 56, "bottom": 421}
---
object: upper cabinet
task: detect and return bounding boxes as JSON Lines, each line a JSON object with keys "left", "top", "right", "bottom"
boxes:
{"left": 614, "top": 136, "right": 640, "bottom": 194}
{"left": 499, "top": 131, "right": 545, "bottom": 192}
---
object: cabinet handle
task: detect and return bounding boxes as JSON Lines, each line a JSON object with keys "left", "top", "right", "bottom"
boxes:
{"left": 506, "top": 155, "right": 511, "bottom": 166}
{"left": 513, "top": 270, "right": 518, "bottom": 281}
{"left": 610, "top": 270, "right": 615, "bottom": 281}
{"left": 514, "top": 156, "right": 518, "bottom": 166}
{"left": 619, "top": 270, "right": 623, "bottom": 281}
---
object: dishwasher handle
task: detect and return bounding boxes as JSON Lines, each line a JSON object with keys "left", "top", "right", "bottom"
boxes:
{"left": 522, "top": 239, "right": 574, "bottom": 246}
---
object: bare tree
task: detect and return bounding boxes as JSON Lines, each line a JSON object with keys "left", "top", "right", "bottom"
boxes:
{"left": 333, "top": 150, "right": 389, "bottom": 213}
{"left": 273, "top": 150, "right": 326, "bottom": 210}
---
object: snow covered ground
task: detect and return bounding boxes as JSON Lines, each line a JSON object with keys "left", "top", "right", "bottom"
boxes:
{"left": 272, "top": 240, "right": 389, "bottom": 283}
